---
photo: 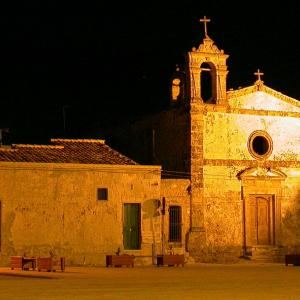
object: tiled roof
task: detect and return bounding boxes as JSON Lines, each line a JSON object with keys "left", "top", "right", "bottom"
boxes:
{"left": 0, "top": 139, "right": 138, "bottom": 165}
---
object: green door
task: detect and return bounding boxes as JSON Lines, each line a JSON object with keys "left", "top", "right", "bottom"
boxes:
{"left": 123, "top": 203, "right": 141, "bottom": 249}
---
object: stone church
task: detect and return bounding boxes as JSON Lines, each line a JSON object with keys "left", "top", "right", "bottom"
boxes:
{"left": 126, "top": 17, "right": 300, "bottom": 262}
{"left": 1, "top": 18, "right": 300, "bottom": 266}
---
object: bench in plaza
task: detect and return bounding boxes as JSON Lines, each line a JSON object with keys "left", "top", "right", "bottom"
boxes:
{"left": 285, "top": 254, "right": 300, "bottom": 266}
{"left": 37, "top": 256, "right": 65, "bottom": 272}
{"left": 11, "top": 256, "right": 37, "bottom": 271}
{"left": 156, "top": 254, "right": 185, "bottom": 267}
{"left": 106, "top": 254, "right": 135, "bottom": 267}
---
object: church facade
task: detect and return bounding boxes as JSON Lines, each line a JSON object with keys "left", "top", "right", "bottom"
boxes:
{"left": 127, "top": 18, "right": 300, "bottom": 262}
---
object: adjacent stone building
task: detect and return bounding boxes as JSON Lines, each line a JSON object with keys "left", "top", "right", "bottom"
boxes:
{"left": 0, "top": 139, "right": 163, "bottom": 266}
{"left": 126, "top": 18, "right": 300, "bottom": 262}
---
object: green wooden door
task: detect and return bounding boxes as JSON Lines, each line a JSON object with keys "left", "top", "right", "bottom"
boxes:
{"left": 123, "top": 203, "right": 141, "bottom": 249}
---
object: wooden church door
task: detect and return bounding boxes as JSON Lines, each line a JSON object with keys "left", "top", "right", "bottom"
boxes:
{"left": 246, "top": 195, "right": 274, "bottom": 246}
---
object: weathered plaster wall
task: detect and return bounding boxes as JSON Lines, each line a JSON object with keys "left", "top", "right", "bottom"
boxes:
{"left": 0, "top": 162, "right": 161, "bottom": 266}
{"left": 203, "top": 166, "right": 243, "bottom": 261}
{"left": 281, "top": 168, "right": 300, "bottom": 251}
{"left": 204, "top": 112, "right": 300, "bottom": 161}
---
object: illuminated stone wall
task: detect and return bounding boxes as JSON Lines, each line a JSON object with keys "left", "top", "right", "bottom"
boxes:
{"left": 280, "top": 168, "right": 300, "bottom": 252}
{"left": 198, "top": 90, "right": 300, "bottom": 261}
{"left": 0, "top": 162, "right": 161, "bottom": 266}
{"left": 202, "top": 165, "right": 243, "bottom": 261}
{"left": 204, "top": 111, "right": 300, "bottom": 161}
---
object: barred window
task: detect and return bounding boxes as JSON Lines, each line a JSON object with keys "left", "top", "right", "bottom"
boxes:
{"left": 169, "top": 206, "right": 182, "bottom": 242}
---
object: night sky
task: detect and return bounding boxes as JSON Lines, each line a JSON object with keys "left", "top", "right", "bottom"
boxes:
{"left": 1, "top": 2, "right": 299, "bottom": 144}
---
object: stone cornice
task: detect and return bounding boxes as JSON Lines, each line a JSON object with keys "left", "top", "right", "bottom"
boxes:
{"left": 188, "top": 102, "right": 300, "bottom": 118}
{"left": 204, "top": 159, "right": 300, "bottom": 168}
{"left": 0, "top": 161, "right": 161, "bottom": 173}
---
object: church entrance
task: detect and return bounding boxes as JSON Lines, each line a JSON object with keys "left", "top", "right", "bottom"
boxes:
{"left": 245, "top": 195, "right": 275, "bottom": 247}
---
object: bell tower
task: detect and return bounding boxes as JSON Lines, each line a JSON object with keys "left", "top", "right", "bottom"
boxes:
{"left": 187, "top": 17, "right": 229, "bottom": 260}
{"left": 187, "top": 16, "right": 229, "bottom": 105}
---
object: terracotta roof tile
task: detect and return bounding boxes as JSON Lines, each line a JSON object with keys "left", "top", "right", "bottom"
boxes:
{"left": 0, "top": 139, "right": 137, "bottom": 165}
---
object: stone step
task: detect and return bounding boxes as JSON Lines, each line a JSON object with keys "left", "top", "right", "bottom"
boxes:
{"left": 252, "top": 255, "right": 282, "bottom": 260}
{"left": 250, "top": 246, "right": 286, "bottom": 263}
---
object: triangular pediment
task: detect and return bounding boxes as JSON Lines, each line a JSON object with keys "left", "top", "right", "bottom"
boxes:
{"left": 227, "top": 83, "right": 300, "bottom": 113}
{"left": 237, "top": 167, "right": 286, "bottom": 180}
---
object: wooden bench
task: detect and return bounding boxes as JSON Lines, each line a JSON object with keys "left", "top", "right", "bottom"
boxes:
{"left": 285, "top": 254, "right": 300, "bottom": 266}
{"left": 106, "top": 254, "right": 135, "bottom": 267}
{"left": 37, "top": 257, "right": 65, "bottom": 272}
{"left": 11, "top": 256, "right": 37, "bottom": 271}
{"left": 157, "top": 254, "right": 185, "bottom": 267}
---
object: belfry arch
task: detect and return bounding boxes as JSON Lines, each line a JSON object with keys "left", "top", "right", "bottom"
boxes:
{"left": 187, "top": 17, "right": 229, "bottom": 105}
{"left": 200, "top": 62, "right": 216, "bottom": 104}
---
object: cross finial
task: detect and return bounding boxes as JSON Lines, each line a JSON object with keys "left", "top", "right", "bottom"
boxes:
{"left": 200, "top": 16, "right": 211, "bottom": 38}
{"left": 254, "top": 69, "right": 264, "bottom": 81}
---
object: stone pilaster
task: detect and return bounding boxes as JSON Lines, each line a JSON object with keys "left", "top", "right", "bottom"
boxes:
{"left": 187, "top": 102, "right": 206, "bottom": 260}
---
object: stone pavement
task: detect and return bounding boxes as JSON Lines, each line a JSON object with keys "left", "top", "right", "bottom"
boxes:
{"left": 1, "top": 261, "right": 300, "bottom": 299}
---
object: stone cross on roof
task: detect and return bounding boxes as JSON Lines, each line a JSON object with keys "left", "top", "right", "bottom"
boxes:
{"left": 254, "top": 69, "right": 264, "bottom": 81}
{"left": 200, "top": 16, "right": 211, "bottom": 38}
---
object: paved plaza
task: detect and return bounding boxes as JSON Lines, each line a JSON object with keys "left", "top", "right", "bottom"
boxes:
{"left": 1, "top": 261, "right": 300, "bottom": 299}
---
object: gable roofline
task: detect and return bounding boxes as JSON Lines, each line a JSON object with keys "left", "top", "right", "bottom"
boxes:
{"left": 227, "top": 83, "right": 300, "bottom": 108}
{"left": 0, "top": 138, "right": 137, "bottom": 165}
{"left": 51, "top": 138, "right": 105, "bottom": 144}
{"left": 13, "top": 144, "right": 64, "bottom": 149}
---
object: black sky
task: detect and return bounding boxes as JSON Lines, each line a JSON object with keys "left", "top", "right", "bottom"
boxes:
{"left": 1, "top": 2, "right": 299, "bottom": 144}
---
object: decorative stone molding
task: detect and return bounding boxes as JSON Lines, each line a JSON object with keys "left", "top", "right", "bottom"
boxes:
{"left": 192, "top": 37, "right": 225, "bottom": 54}
{"left": 204, "top": 159, "right": 300, "bottom": 168}
{"left": 237, "top": 167, "right": 287, "bottom": 180}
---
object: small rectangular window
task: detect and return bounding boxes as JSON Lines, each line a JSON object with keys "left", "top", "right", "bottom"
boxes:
{"left": 169, "top": 206, "right": 182, "bottom": 242}
{"left": 97, "top": 188, "right": 108, "bottom": 201}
